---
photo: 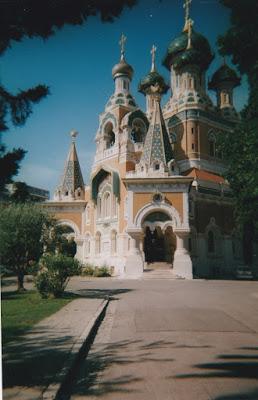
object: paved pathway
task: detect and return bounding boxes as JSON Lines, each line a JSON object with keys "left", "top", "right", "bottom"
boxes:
{"left": 2, "top": 297, "right": 105, "bottom": 400}
{"left": 67, "top": 278, "right": 258, "bottom": 400}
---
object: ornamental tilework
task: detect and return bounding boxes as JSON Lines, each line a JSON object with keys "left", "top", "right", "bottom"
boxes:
{"left": 59, "top": 143, "right": 84, "bottom": 192}
{"left": 141, "top": 102, "right": 173, "bottom": 166}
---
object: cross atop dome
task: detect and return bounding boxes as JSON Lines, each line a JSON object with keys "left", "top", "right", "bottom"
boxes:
{"left": 150, "top": 44, "right": 157, "bottom": 72}
{"left": 70, "top": 129, "right": 78, "bottom": 142}
{"left": 119, "top": 33, "right": 127, "bottom": 60}
{"left": 183, "top": 0, "right": 194, "bottom": 32}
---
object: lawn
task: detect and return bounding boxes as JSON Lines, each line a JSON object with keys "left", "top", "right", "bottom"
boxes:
{"left": 1, "top": 290, "right": 73, "bottom": 345}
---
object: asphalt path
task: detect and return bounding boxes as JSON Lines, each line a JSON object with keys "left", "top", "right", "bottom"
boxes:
{"left": 65, "top": 277, "right": 258, "bottom": 400}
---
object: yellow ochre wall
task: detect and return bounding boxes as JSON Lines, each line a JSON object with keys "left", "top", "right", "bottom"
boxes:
{"left": 133, "top": 192, "right": 184, "bottom": 221}
{"left": 54, "top": 212, "right": 82, "bottom": 233}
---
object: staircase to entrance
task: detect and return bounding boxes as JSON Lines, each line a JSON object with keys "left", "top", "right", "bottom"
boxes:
{"left": 143, "top": 262, "right": 182, "bottom": 280}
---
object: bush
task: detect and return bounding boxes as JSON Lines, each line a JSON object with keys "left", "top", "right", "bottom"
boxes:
{"left": 81, "top": 264, "right": 95, "bottom": 276}
{"left": 35, "top": 254, "right": 82, "bottom": 298}
{"left": 93, "top": 266, "right": 111, "bottom": 277}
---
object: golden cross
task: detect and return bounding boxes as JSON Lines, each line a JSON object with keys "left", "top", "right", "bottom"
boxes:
{"left": 186, "top": 18, "right": 194, "bottom": 49}
{"left": 151, "top": 44, "right": 157, "bottom": 72}
{"left": 183, "top": 0, "right": 192, "bottom": 31}
{"left": 119, "top": 33, "right": 127, "bottom": 59}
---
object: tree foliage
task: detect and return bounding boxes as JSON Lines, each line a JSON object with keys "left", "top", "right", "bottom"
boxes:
{"left": 35, "top": 254, "right": 81, "bottom": 298}
{"left": 0, "top": 0, "right": 137, "bottom": 55}
{"left": 217, "top": 0, "right": 258, "bottom": 265}
{"left": 0, "top": 203, "right": 53, "bottom": 290}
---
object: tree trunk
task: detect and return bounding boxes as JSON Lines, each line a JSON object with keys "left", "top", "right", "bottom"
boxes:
{"left": 17, "top": 271, "right": 26, "bottom": 291}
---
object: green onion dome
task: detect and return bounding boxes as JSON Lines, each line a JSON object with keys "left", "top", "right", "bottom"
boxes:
{"left": 138, "top": 71, "right": 169, "bottom": 95}
{"left": 112, "top": 58, "right": 134, "bottom": 80}
{"left": 163, "top": 29, "right": 214, "bottom": 71}
{"left": 208, "top": 64, "right": 240, "bottom": 90}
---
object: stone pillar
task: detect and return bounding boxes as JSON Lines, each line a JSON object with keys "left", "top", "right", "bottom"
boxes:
{"left": 74, "top": 236, "right": 84, "bottom": 263}
{"left": 173, "top": 231, "right": 193, "bottom": 279}
{"left": 124, "top": 229, "right": 144, "bottom": 278}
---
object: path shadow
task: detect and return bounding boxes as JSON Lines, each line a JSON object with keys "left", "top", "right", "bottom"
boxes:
{"left": 171, "top": 346, "right": 258, "bottom": 399}
{"left": 64, "top": 338, "right": 176, "bottom": 399}
{"left": 74, "top": 288, "right": 132, "bottom": 301}
{"left": 3, "top": 329, "right": 74, "bottom": 389}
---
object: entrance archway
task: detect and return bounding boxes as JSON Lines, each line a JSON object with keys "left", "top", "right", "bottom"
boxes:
{"left": 142, "top": 211, "right": 176, "bottom": 267}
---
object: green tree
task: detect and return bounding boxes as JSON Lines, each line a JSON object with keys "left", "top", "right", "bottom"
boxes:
{"left": 44, "top": 224, "right": 77, "bottom": 257}
{"left": 0, "top": 203, "right": 53, "bottom": 290}
{"left": 0, "top": 0, "right": 137, "bottom": 192}
{"left": 9, "top": 181, "right": 31, "bottom": 203}
{"left": 217, "top": 0, "right": 258, "bottom": 266}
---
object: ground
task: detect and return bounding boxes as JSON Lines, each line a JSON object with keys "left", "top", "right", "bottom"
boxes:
{"left": 66, "top": 276, "right": 258, "bottom": 400}
{"left": 2, "top": 275, "right": 258, "bottom": 399}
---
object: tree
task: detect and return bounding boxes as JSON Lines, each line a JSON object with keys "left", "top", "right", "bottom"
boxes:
{"left": 0, "top": 0, "right": 137, "bottom": 191}
{"left": 217, "top": 0, "right": 258, "bottom": 266}
{"left": 0, "top": 203, "right": 53, "bottom": 290}
{"left": 9, "top": 181, "right": 31, "bottom": 203}
{"left": 44, "top": 224, "right": 77, "bottom": 257}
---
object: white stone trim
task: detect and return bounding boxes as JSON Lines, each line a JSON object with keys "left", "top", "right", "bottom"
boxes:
{"left": 133, "top": 202, "right": 181, "bottom": 230}
{"left": 57, "top": 219, "right": 80, "bottom": 235}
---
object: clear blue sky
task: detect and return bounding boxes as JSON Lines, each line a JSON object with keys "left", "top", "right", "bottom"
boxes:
{"left": 2, "top": 0, "right": 248, "bottom": 196}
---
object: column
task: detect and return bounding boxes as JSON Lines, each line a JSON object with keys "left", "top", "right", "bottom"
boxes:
{"left": 124, "top": 229, "right": 144, "bottom": 278}
{"left": 173, "top": 231, "right": 193, "bottom": 279}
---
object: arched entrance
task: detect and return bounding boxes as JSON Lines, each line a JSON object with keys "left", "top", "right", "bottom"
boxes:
{"left": 56, "top": 221, "right": 78, "bottom": 257}
{"left": 142, "top": 211, "right": 176, "bottom": 267}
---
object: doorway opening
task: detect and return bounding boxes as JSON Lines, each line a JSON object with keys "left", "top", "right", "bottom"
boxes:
{"left": 142, "top": 211, "right": 176, "bottom": 268}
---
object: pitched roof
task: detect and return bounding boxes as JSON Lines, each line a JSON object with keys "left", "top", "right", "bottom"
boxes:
{"left": 59, "top": 141, "right": 84, "bottom": 193}
{"left": 140, "top": 101, "right": 173, "bottom": 166}
{"left": 183, "top": 168, "right": 226, "bottom": 184}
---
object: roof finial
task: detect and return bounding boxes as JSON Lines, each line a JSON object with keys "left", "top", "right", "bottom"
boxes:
{"left": 183, "top": 0, "right": 192, "bottom": 32}
{"left": 150, "top": 44, "right": 157, "bottom": 72}
{"left": 119, "top": 33, "right": 127, "bottom": 61}
{"left": 70, "top": 129, "right": 78, "bottom": 143}
{"left": 186, "top": 18, "right": 193, "bottom": 49}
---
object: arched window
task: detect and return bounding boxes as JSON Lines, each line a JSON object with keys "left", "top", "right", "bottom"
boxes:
{"left": 113, "top": 195, "right": 118, "bottom": 217}
{"left": 104, "top": 122, "right": 115, "bottom": 149}
{"left": 131, "top": 118, "right": 146, "bottom": 143}
{"left": 85, "top": 205, "right": 90, "bottom": 224}
{"left": 95, "top": 232, "right": 101, "bottom": 255}
{"left": 97, "top": 196, "right": 102, "bottom": 219}
{"left": 103, "top": 192, "right": 111, "bottom": 218}
{"left": 85, "top": 234, "right": 91, "bottom": 255}
{"left": 208, "top": 231, "right": 215, "bottom": 253}
{"left": 111, "top": 230, "right": 117, "bottom": 255}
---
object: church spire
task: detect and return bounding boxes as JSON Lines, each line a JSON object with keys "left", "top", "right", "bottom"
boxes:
{"left": 54, "top": 130, "right": 85, "bottom": 201}
{"left": 140, "top": 86, "right": 173, "bottom": 170}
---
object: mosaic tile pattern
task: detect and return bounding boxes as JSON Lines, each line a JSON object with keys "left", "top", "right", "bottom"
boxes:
{"left": 141, "top": 102, "right": 173, "bottom": 166}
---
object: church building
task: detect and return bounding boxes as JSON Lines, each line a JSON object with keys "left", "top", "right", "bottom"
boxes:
{"left": 44, "top": 2, "right": 242, "bottom": 279}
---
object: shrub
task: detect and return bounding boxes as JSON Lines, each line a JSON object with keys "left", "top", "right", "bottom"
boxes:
{"left": 93, "top": 266, "right": 111, "bottom": 277}
{"left": 81, "top": 264, "right": 95, "bottom": 276}
{"left": 35, "top": 254, "right": 82, "bottom": 298}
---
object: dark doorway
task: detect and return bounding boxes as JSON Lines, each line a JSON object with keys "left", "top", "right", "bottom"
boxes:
{"left": 144, "top": 227, "right": 165, "bottom": 263}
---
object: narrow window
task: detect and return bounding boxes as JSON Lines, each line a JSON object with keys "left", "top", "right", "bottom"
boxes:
{"left": 192, "top": 143, "right": 195, "bottom": 150}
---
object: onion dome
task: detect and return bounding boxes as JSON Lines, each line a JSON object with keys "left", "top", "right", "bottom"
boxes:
{"left": 139, "top": 45, "right": 169, "bottom": 95}
{"left": 112, "top": 57, "right": 134, "bottom": 80}
{"left": 208, "top": 64, "right": 241, "bottom": 90}
{"left": 163, "top": 29, "right": 214, "bottom": 71}
{"left": 138, "top": 71, "right": 169, "bottom": 95}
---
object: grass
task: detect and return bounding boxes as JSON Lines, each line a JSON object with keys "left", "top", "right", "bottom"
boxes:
{"left": 1, "top": 290, "right": 74, "bottom": 345}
